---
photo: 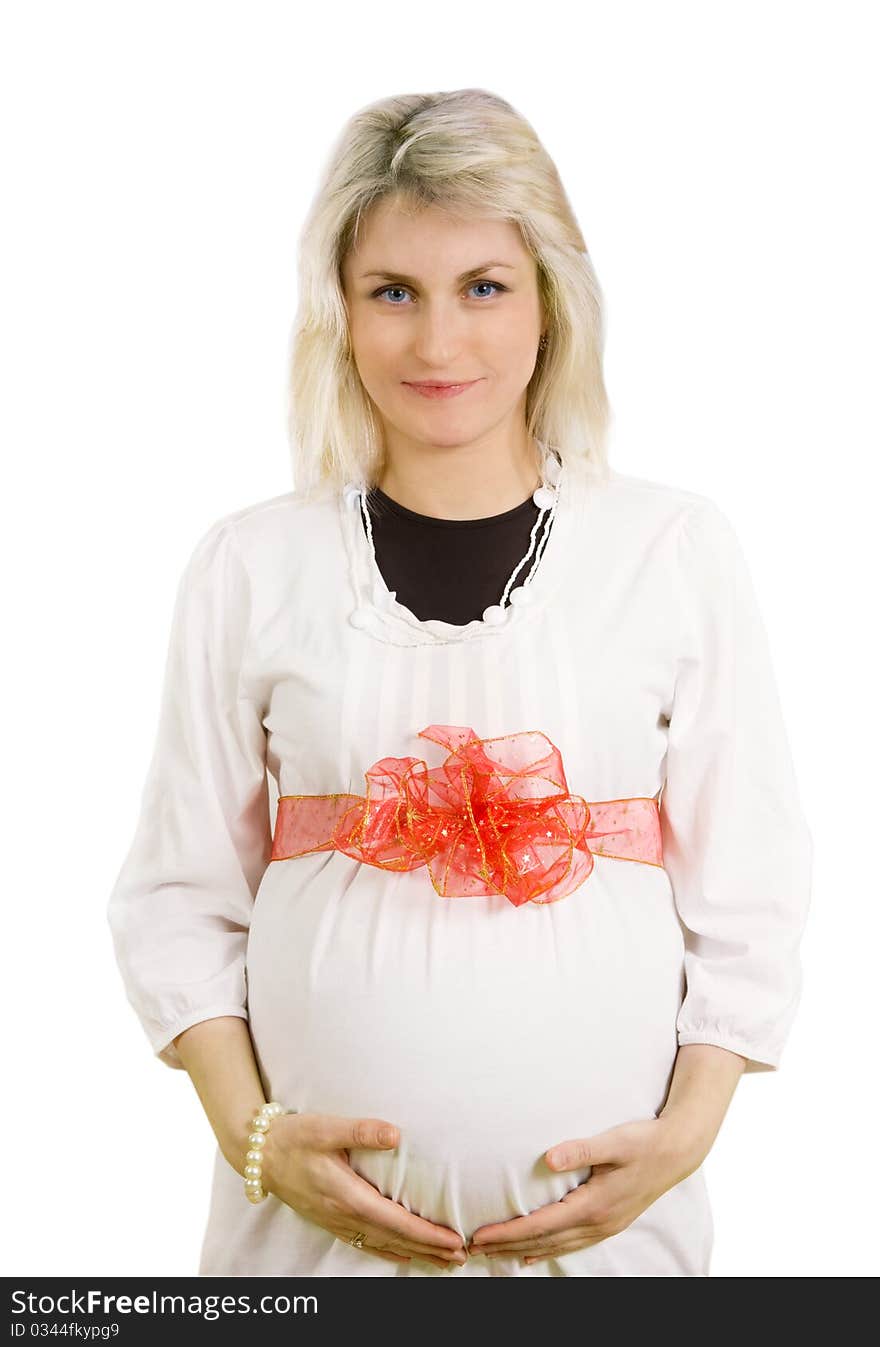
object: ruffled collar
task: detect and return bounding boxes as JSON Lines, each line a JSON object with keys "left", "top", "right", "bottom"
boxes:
{"left": 336, "top": 448, "right": 595, "bottom": 648}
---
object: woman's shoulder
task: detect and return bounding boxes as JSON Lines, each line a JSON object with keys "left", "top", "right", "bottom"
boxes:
{"left": 603, "top": 466, "right": 717, "bottom": 513}
{"left": 195, "top": 483, "right": 341, "bottom": 566}
{"left": 590, "top": 467, "right": 724, "bottom": 549}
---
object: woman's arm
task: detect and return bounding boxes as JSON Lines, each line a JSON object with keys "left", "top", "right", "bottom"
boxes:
{"left": 173, "top": 1016, "right": 269, "bottom": 1178}
{"left": 659, "top": 500, "right": 813, "bottom": 1075}
{"left": 657, "top": 1043, "right": 747, "bottom": 1163}
{"left": 107, "top": 518, "right": 274, "bottom": 1074}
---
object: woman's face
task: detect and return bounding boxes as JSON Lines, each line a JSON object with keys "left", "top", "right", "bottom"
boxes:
{"left": 340, "top": 195, "right": 545, "bottom": 454}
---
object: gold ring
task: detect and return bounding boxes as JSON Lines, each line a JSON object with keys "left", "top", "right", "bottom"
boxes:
{"left": 350, "top": 1231, "right": 367, "bottom": 1248}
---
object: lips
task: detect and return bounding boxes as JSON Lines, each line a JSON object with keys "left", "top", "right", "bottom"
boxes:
{"left": 403, "top": 379, "right": 481, "bottom": 400}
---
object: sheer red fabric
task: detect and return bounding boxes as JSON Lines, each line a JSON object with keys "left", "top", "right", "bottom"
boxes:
{"left": 270, "top": 724, "right": 664, "bottom": 907}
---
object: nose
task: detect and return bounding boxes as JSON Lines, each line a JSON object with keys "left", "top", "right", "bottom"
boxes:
{"left": 409, "top": 302, "right": 467, "bottom": 371}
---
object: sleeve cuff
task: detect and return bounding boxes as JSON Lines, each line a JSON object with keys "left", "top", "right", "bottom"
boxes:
{"left": 676, "top": 1030, "right": 780, "bottom": 1074}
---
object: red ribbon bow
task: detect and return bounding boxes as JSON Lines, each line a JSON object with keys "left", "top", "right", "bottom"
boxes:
{"left": 271, "top": 724, "right": 664, "bottom": 906}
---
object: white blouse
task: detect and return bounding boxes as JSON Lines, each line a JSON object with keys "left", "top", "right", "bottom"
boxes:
{"left": 107, "top": 456, "right": 813, "bottom": 1277}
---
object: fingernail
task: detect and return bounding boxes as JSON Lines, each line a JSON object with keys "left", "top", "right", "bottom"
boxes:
{"left": 379, "top": 1127, "right": 397, "bottom": 1145}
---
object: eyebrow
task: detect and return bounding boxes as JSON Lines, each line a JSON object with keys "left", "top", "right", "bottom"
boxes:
{"left": 358, "top": 260, "right": 517, "bottom": 284}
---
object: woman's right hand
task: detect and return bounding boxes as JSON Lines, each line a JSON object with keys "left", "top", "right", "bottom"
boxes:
{"left": 260, "top": 1112, "right": 467, "bottom": 1269}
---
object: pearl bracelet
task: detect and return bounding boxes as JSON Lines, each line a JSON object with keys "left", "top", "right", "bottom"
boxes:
{"left": 243, "top": 1100, "right": 286, "bottom": 1204}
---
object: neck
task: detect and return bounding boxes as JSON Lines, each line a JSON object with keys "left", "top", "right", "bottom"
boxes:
{"left": 376, "top": 428, "right": 544, "bottom": 522}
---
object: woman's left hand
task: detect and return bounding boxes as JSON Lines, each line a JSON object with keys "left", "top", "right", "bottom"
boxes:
{"left": 466, "top": 1114, "right": 709, "bottom": 1263}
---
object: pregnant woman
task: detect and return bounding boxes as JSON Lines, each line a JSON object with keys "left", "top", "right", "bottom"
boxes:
{"left": 107, "top": 87, "right": 813, "bottom": 1277}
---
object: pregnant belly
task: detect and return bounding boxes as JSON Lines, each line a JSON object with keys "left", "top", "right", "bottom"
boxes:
{"left": 245, "top": 853, "right": 686, "bottom": 1243}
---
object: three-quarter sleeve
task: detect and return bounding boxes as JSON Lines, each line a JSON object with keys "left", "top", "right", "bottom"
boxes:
{"left": 107, "top": 517, "right": 272, "bottom": 1070}
{"left": 659, "top": 498, "right": 813, "bottom": 1073}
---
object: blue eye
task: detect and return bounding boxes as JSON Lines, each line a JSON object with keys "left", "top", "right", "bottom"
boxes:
{"left": 375, "top": 286, "right": 411, "bottom": 305}
{"left": 469, "top": 281, "right": 506, "bottom": 299}
{"left": 372, "top": 281, "right": 507, "bottom": 305}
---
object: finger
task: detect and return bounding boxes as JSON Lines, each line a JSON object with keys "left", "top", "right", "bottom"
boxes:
{"left": 347, "top": 1185, "right": 465, "bottom": 1254}
{"left": 472, "top": 1225, "right": 586, "bottom": 1254}
{"left": 329, "top": 1185, "right": 467, "bottom": 1261}
{"left": 407, "top": 1246, "right": 466, "bottom": 1268}
{"left": 371, "top": 1224, "right": 468, "bottom": 1265}
{"left": 332, "top": 1226, "right": 462, "bottom": 1269}
{"left": 476, "top": 1233, "right": 588, "bottom": 1255}
{"left": 323, "top": 1221, "right": 413, "bottom": 1263}
{"left": 545, "top": 1126, "right": 630, "bottom": 1172}
{"left": 393, "top": 1238, "right": 467, "bottom": 1263}
{"left": 319, "top": 1184, "right": 465, "bottom": 1261}
{"left": 469, "top": 1174, "right": 611, "bottom": 1252}
{"left": 363, "top": 1224, "right": 467, "bottom": 1264}
{"left": 523, "top": 1240, "right": 591, "bottom": 1264}
{"left": 469, "top": 1201, "right": 574, "bottom": 1250}
{"left": 362, "top": 1248, "right": 413, "bottom": 1264}
{"left": 473, "top": 1209, "right": 600, "bottom": 1254}
{"left": 479, "top": 1228, "right": 607, "bottom": 1256}
{"left": 304, "top": 1114, "right": 403, "bottom": 1153}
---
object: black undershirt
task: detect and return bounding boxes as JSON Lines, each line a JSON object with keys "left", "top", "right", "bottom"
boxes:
{"left": 359, "top": 484, "right": 553, "bottom": 625}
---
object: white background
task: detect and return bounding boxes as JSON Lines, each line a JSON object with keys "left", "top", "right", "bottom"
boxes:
{"left": 3, "top": 0, "right": 876, "bottom": 1278}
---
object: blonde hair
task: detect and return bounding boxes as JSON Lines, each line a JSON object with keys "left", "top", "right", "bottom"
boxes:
{"left": 287, "top": 88, "right": 611, "bottom": 500}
